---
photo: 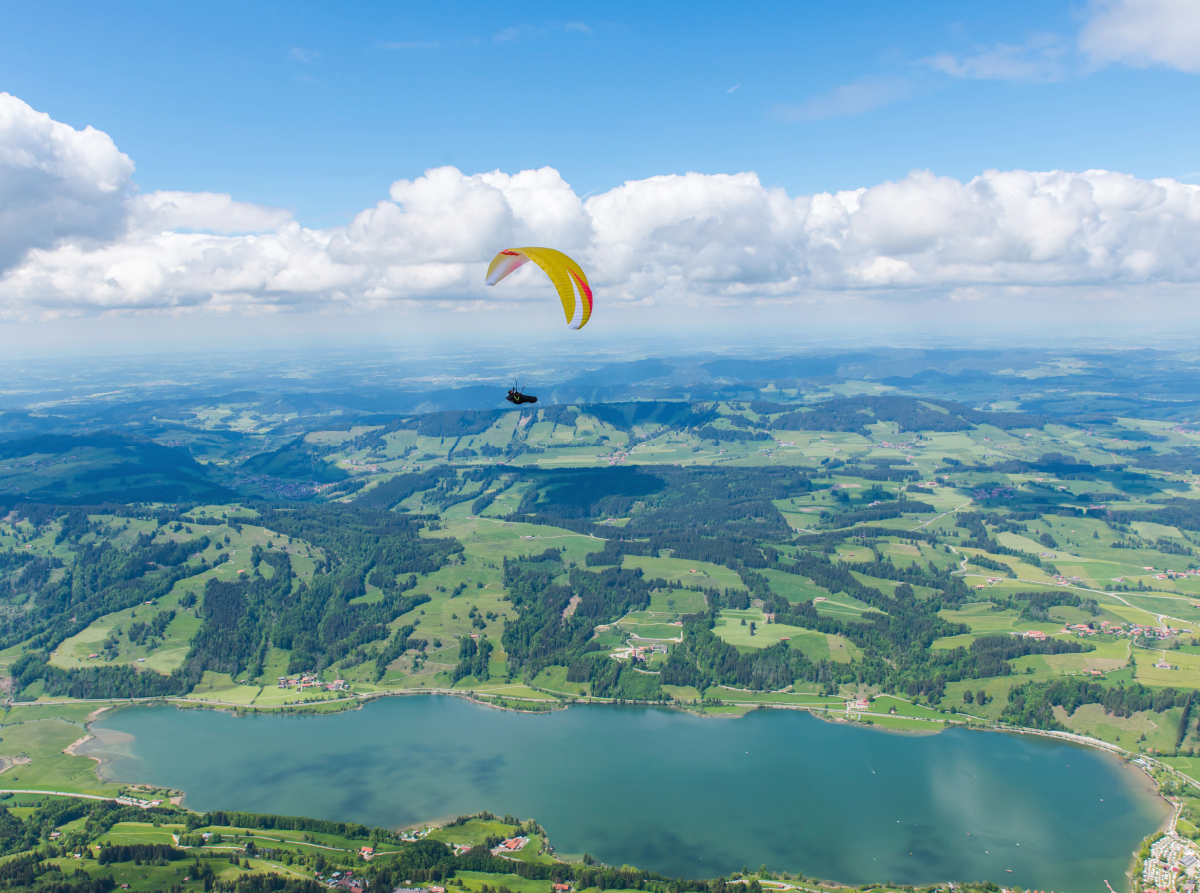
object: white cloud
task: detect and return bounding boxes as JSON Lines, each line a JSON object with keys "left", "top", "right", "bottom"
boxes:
{"left": 129, "top": 192, "right": 293, "bottom": 235}
{"left": 1080, "top": 0, "right": 1200, "bottom": 73}
{"left": 774, "top": 76, "right": 913, "bottom": 121}
{"left": 288, "top": 47, "right": 320, "bottom": 63}
{"left": 922, "top": 1, "right": 1200, "bottom": 84}
{"left": 0, "top": 92, "right": 134, "bottom": 270}
{"left": 924, "top": 35, "right": 1068, "bottom": 81}
{"left": 564, "top": 22, "right": 592, "bottom": 33}
{"left": 4, "top": 94, "right": 1200, "bottom": 320}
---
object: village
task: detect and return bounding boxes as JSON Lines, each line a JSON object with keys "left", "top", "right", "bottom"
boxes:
{"left": 278, "top": 675, "right": 350, "bottom": 692}
{"left": 1018, "top": 621, "right": 1192, "bottom": 642}
{"left": 1142, "top": 831, "right": 1200, "bottom": 893}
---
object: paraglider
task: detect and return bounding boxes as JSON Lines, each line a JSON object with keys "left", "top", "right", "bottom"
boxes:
{"left": 506, "top": 382, "right": 537, "bottom": 405}
{"left": 485, "top": 247, "right": 593, "bottom": 330}
{"left": 486, "top": 247, "right": 593, "bottom": 404}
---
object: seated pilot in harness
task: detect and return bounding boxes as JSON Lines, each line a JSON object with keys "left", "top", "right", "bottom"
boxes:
{"left": 506, "top": 383, "right": 537, "bottom": 405}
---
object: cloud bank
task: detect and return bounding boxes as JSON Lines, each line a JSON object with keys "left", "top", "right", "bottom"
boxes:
{"left": 3, "top": 91, "right": 1200, "bottom": 322}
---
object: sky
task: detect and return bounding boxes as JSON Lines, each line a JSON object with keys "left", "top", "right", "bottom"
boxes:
{"left": 2, "top": 0, "right": 1200, "bottom": 353}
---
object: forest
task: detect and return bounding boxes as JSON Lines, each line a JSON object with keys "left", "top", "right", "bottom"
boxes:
{"left": 7, "top": 503, "right": 457, "bottom": 698}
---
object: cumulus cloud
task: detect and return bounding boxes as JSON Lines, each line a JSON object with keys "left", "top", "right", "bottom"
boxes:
{"left": 129, "top": 192, "right": 293, "bottom": 235}
{"left": 1080, "top": 0, "right": 1200, "bottom": 73}
{"left": 3, "top": 94, "right": 1200, "bottom": 320}
{"left": 0, "top": 92, "right": 134, "bottom": 271}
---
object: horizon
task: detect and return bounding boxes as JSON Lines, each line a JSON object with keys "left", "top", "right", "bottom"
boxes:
{"left": 3, "top": 0, "right": 1200, "bottom": 353}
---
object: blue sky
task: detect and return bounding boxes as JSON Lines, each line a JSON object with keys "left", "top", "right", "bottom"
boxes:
{"left": 4, "top": 0, "right": 1199, "bottom": 227}
{"left": 2, "top": 0, "right": 1200, "bottom": 350}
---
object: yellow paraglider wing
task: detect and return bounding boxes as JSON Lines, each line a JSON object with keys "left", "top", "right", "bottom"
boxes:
{"left": 485, "top": 247, "right": 593, "bottom": 330}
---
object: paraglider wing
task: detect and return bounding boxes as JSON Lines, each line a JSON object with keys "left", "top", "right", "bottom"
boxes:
{"left": 485, "top": 247, "right": 593, "bottom": 330}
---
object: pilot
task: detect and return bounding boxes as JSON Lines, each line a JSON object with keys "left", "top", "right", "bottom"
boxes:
{"left": 506, "top": 386, "right": 538, "bottom": 405}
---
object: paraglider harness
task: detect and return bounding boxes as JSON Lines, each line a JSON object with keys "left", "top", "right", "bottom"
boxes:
{"left": 506, "top": 382, "right": 538, "bottom": 405}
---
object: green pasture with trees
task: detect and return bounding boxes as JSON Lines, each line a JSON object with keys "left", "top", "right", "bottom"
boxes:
{"left": 8, "top": 392, "right": 1200, "bottom": 758}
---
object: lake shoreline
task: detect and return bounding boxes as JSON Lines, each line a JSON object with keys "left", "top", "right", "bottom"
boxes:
{"left": 73, "top": 685, "right": 1177, "bottom": 792}
{"left": 76, "top": 691, "right": 1169, "bottom": 892}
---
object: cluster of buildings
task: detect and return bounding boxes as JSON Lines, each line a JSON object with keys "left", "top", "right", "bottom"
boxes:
{"left": 612, "top": 643, "right": 669, "bottom": 662}
{"left": 1125, "top": 623, "right": 1190, "bottom": 640}
{"left": 114, "top": 794, "right": 162, "bottom": 809}
{"left": 600, "top": 447, "right": 636, "bottom": 466}
{"left": 277, "top": 675, "right": 349, "bottom": 692}
{"left": 1143, "top": 832, "right": 1200, "bottom": 892}
{"left": 490, "top": 836, "right": 530, "bottom": 856}
{"left": 342, "top": 459, "right": 383, "bottom": 473}
{"left": 397, "top": 827, "right": 433, "bottom": 843}
{"left": 1053, "top": 621, "right": 1191, "bottom": 640}
{"left": 972, "top": 486, "right": 1018, "bottom": 499}
{"left": 973, "top": 578, "right": 1006, "bottom": 590}
{"left": 232, "top": 474, "right": 325, "bottom": 500}
{"left": 317, "top": 869, "right": 365, "bottom": 892}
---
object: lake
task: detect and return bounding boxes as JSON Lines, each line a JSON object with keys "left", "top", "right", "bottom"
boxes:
{"left": 82, "top": 696, "right": 1165, "bottom": 890}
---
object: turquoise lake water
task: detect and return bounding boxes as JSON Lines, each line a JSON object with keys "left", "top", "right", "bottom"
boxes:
{"left": 82, "top": 696, "right": 1165, "bottom": 891}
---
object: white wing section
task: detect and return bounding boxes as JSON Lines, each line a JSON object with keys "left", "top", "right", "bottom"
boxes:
{"left": 485, "top": 252, "right": 530, "bottom": 286}
{"left": 567, "top": 273, "right": 584, "bottom": 329}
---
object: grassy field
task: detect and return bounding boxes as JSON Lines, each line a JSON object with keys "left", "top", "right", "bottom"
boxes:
{"left": 618, "top": 554, "right": 746, "bottom": 590}
{"left": 28, "top": 852, "right": 310, "bottom": 893}
{"left": 933, "top": 602, "right": 1063, "bottom": 647}
{"left": 857, "top": 714, "right": 949, "bottom": 733}
{"left": 813, "top": 594, "right": 876, "bottom": 622}
{"left": 1052, "top": 703, "right": 1171, "bottom": 750}
{"left": 714, "top": 610, "right": 808, "bottom": 649}
{"left": 425, "top": 818, "right": 526, "bottom": 847}
{"left": 710, "top": 612, "right": 862, "bottom": 663}
{"left": 1133, "top": 645, "right": 1200, "bottom": 687}
{"left": 756, "top": 568, "right": 833, "bottom": 603}
{"left": 0, "top": 707, "right": 122, "bottom": 796}
{"left": 100, "top": 821, "right": 181, "bottom": 846}
{"left": 456, "top": 870, "right": 556, "bottom": 893}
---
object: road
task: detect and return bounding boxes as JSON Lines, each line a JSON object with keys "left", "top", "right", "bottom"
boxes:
{"left": 910, "top": 501, "right": 972, "bottom": 531}
{"left": 0, "top": 788, "right": 110, "bottom": 800}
